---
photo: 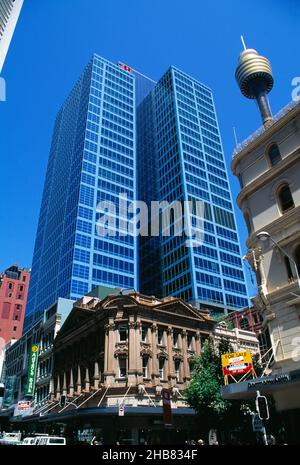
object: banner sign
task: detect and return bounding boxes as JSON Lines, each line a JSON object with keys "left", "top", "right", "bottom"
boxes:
{"left": 118, "top": 403, "right": 125, "bottom": 416}
{"left": 25, "top": 344, "right": 39, "bottom": 397}
{"left": 161, "top": 388, "right": 172, "bottom": 427}
{"left": 221, "top": 351, "right": 253, "bottom": 376}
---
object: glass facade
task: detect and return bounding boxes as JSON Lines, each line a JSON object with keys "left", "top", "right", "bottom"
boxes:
{"left": 25, "top": 55, "right": 249, "bottom": 331}
{"left": 137, "top": 66, "right": 249, "bottom": 315}
{"left": 24, "top": 55, "right": 137, "bottom": 332}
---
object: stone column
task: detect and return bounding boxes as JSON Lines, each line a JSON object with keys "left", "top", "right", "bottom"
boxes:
{"left": 55, "top": 374, "right": 61, "bottom": 401}
{"left": 181, "top": 330, "right": 189, "bottom": 383}
{"left": 84, "top": 367, "right": 90, "bottom": 392}
{"left": 128, "top": 320, "right": 137, "bottom": 385}
{"left": 93, "top": 361, "right": 100, "bottom": 390}
{"left": 151, "top": 324, "right": 159, "bottom": 385}
{"left": 69, "top": 368, "right": 74, "bottom": 397}
{"left": 167, "top": 326, "right": 175, "bottom": 387}
{"left": 195, "top": 331, "right": 201, "bottom": 354}
{"left": 136, "top": 321, "right": 143, "bottom": 384}
{"left": 76, "top": 365, "right": 82, "bottom": 395}
{"left": 104, "top": 322, "right": 116, "bottom": 386}
{"left": 62, "top": 372, "right": 67, "bottom": 396}
{"left": 49, "top": 377, "right": 55, "bottom": 401}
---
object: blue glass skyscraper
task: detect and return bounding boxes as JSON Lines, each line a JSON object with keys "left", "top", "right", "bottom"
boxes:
{"left": 25, "top": 55, "right": 249, "bottom": 331}
{"left": 137, "top": 66, "right": 249, "bottom": 316}
{"left": 24, "top": 55, "right": 137, "bottom": 331}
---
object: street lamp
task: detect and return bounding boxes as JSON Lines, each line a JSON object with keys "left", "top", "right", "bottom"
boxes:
{"left": 256, "top": 231, "right": 300, "bottom": 288}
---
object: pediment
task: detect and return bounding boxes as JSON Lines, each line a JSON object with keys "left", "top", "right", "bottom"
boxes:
{"left": 156, "top": 299, "right": 208, "bottom": 321}
{"left": 56, "top": 306, "right": 95, "bottom": 339}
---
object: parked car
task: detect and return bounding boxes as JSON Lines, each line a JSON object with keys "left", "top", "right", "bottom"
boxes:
{"left": 0, "top": 432, "right": 23, "bottom": 445}
{"left": 22, "top": 437, "right": 36, "bottom": 445}
{"left": 34, "top": 436, "right": 66, "bottom": 445}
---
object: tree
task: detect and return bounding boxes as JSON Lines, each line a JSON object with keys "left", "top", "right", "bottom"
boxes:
{"left": 185, "top": 337, "right": 233, "bottom": 424}
{"left": 185, "top": 338, "right": 266, "bottom": 443}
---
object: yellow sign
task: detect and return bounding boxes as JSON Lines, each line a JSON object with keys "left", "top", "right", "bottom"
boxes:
{"left": 221, "top": 351, "right": 253, "bottom": 376}
{"left": 31, "top": 344, "right": 39, "bottom": 353}
{"left": 221, "top": 351, "right": 252, "bottom": 367}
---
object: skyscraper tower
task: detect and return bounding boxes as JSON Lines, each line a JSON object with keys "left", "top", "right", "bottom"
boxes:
{"left": 25, "top": 55, "right": 250, "bottom": 332}
{"left": 235, "top": 40, "right": 274, "bottom": 128}
{"left": 24, "top": 55, "right": 137, "bottom": 332}
{"left": 0, "top": 0, "right": 24, "bottom": 72}
{"left": 138, "top": 66, "right": 249, "bottom": 315}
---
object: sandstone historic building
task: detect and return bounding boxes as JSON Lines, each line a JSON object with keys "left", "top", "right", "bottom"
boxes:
{"left": 53, "top": 292, "right": 214, "bottom": 404}
{"left": 42, "top": 292, "right": 214, "bottom": 443}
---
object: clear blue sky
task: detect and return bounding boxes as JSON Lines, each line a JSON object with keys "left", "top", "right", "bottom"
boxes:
{"left": 0, "top": 0, "right": 299, "bottom": 297}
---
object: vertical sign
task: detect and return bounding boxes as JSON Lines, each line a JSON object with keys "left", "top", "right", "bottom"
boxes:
{"left": 162, "top": 388, "right": 172, "bottom": 427}
{"left": 25, "top": 344, "right": 39, "bottom": 397}
{"left": 118, "top": 403, "right": 125, "bottom": 416}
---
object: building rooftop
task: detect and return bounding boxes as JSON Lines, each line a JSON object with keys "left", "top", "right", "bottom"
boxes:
{"left": 232, "top": 99, "right": 300, "bottom": 159}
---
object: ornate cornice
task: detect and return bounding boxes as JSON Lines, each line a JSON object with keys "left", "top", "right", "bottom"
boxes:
{"left": 157, "top": 350, "right": 168, "bottom": 360}
{"left": 140, "top": 347, "right": 153, "bottom": 357}
{"left": 236, "top": 148, "right": 300, "bottom": 207}
{"left": 105, "top": 323, "right": 115, "bottom": 333}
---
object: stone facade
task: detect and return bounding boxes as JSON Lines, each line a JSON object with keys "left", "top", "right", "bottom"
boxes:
{"left": 52, "top": 293, "right": 215, "bottom": 410}
{"left": 231, "top": 100, "right": 300, "bottom": 410}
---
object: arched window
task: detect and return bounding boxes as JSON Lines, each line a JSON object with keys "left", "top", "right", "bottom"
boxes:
{"left": 294, "top": 245, "right": 300, "bottom": 276}
{"left": 243, "top": 211, "right": 252, "bottom": 234}
{"left": 278, "top": 184, "right": 295, "bottom": 213}
{"left": 268, "top": 143, "right": 281, "bottom": 166}
{"left": 284, "top": 256, "right": 294, "bottom": 280}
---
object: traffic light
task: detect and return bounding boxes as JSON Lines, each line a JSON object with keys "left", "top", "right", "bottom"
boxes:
{"left": 59, "top": 395, "right": 66, "bottom": 408}
{"left": 256, "top": 395, "right": 269, "bottom": 420}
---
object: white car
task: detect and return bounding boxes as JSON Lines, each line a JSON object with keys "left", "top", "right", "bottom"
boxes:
{"left": 34, "top": 436, "right": 66, "bottom": 446}
{"left": 22, "top": 437, "right": 36, "bottom": 445}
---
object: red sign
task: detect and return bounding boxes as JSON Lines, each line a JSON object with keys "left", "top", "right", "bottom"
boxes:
{"left": 17, "top": 401, "right": 31, "bottom": 411}
{"left": 222, "top": 363, "right": 253, "bottom": 376}
{"left": 161, "top": 388, "right": 172, "bottom": 427}
{"left": 118, "top": 62, "right": 133, "bottom": 73}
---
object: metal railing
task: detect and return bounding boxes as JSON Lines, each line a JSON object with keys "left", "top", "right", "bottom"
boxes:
{"left": 233, "top": 99, "right": 300, "bottom": 158}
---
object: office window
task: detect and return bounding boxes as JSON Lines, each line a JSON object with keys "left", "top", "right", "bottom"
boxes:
{"left": 119, "top": 358, "right": 127, "bottom": 378}
{"left": 158, "top": 328, "right": 164, "bottom": 345}
{"left": 240, "top": 317, "right": 249, "bottom": 330}
{"left": 187, "top": 334, "right": 193, "bottom": 350}
{"left": 13, "top": 326, "right": 17, "bottom": 331}
{"left": 174, "top": 360, "right": 181, "bottom": 383}
{"left": 119, "top": 325, "right": 128, "bottom": 342}
{"left": 159, "top": 358, "right": 165, "bottom": 380}
{"left": 141, "top": 325, "right": 148, "bottom": 343}
{"left": 267, "top": 143, "right": 281, "bottom": 166}
{"left": 173, "top": 332, "right": 179, "bottom": 348}
{"left": 278, "top": 184, "right": 294, "bottom": 213}
{"left": 142, "top": 356, "right": 149, "bottom": 378}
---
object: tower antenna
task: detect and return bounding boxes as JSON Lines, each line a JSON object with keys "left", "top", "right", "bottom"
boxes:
{"left": 235, "top": 45, "right": 274, "bottom": 128}
{"left": 233, "top": 127, "right": 238, "bottom": 146}
{"left": 240, "top": 35, "right": 247, "bottom": 51}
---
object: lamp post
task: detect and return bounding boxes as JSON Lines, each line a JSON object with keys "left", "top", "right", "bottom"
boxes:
{"left": 256, "top": 231, "right": 300, "bottom": 288}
